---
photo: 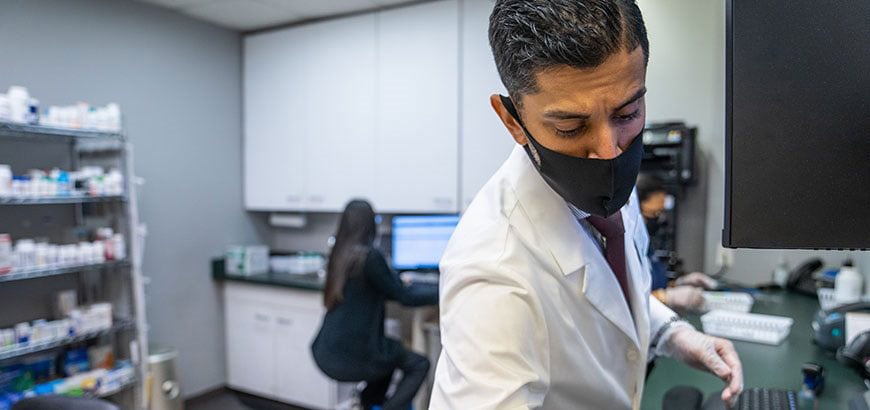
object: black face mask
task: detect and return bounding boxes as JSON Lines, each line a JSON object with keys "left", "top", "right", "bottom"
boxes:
{"left": 500, "top": 95, "right": 643, "bottom": 218}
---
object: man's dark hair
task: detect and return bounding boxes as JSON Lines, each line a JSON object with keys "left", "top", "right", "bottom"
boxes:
{"left": 636, "top": 174, "right": 666, "bottom": 203}
{"left": 489, "top": 0, "right": 649, "bottom": 100}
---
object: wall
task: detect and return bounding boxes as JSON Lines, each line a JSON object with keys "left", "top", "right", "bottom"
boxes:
{"left": 637, "top": 0, "right": 869, "bottom": 283}
{"left": 636, "top": 0, "right": 720, "bottom": 273}
{"left": 271, "top": 214, "right": 340, "bottom": 254}
{"left": 0, "top": 0, "right": 267, "bottom": 397}
{"left": 269, "top": 0, "right": 868, "bottom": 284}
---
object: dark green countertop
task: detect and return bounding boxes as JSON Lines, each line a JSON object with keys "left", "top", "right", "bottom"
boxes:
{"left": 211, "top": 258, "right": 324, "bottom": 291}
{"left": 642, "top": 290, "right": 866, "bottom": 409}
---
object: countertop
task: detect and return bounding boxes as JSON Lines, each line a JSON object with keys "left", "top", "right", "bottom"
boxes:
{"left": 642, "top": 289, "right": 866, "bottom": 409}
{"left": 211, "top": 259, "right": 324, "bottom": 291}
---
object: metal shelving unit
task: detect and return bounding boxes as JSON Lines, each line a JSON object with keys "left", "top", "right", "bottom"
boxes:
{"left": 0, "top": 121, "right": 124, "bottom": 141}
{"left": 0, "top": 121, "right": 149, "bottom": 409}
{"left": 94, "top": 375, "right": 138, "bottom": 399}
{"left": 0, "top": 195, "right": 126, "bottom": 205}
{"left": 0, "top": 319, "right": 136, "bottom": 362}
{"left": 0, "top": 260, "right": 130, "bottom": 283}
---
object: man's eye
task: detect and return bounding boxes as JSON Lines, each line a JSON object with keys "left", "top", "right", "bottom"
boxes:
{"left": 615, "top": 109, "right": 640, "bottom": 123}
{"left": 555, "top": 124, "right": 585, "bottom": 138}
{"left": 555, "top": 128, "right": 579, "bottom": 137}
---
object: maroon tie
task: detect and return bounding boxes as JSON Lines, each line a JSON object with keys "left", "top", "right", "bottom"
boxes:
{"left": 587, "top": 211, "right": 632, "bottom": 310}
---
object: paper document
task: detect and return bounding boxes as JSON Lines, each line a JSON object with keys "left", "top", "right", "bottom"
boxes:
{"left": 845, "top": 312, "right": 870, "bottom": 345}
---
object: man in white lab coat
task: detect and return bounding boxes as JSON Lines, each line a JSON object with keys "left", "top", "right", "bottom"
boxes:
{"left": 430, "top": 1, "right": 743, "bottom": 409}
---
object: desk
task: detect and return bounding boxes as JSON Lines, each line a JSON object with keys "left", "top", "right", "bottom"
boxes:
{"left": 642, "top": 290, "right": 866, "bottom": 409}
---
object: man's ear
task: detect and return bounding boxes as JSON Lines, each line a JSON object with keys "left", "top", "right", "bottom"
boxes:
{"left": 490, "top": 94, "right": 528, "bottom": 146}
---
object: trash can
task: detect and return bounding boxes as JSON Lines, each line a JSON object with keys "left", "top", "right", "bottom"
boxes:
{"left": 149, "top": 347, "right": 183, "bottom": 410}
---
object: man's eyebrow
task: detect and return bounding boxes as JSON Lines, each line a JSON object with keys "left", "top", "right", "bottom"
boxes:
{"left": 542, "top": 110, "right": 590, "bottom": 120}
{"left": 541, "top": 87, "right": 647, "bottom": 120}
{"left": 615, "top": 87, "right": 647, "bottom": 111}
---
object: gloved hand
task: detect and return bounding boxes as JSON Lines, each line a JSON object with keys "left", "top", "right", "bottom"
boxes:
{"left": 665, "top": 286, "right": 705, "bottom": 312}
{"left": 675, "top": 272, "right": 718, "bottom": 290}
{"left": 659, "top": 325, "right": 743, "bottom": 407}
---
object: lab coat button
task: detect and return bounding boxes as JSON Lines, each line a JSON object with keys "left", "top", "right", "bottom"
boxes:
{"left": 626, "top": 349, "right": 638, "bottom": 362}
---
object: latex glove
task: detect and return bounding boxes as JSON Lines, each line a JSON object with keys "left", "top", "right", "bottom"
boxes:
{"left": 665, "top": 286, "right": 705, "bottom": 312}
{"left": 675, "top": 272, "right": 718, "bottom": 290}
{"left": 660, "top": 325, "right": 743, "bottom": 406}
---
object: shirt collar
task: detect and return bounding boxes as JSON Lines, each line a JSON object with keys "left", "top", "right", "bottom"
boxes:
{"left": 567, "top": 203, "right": 591, "bottom": 220}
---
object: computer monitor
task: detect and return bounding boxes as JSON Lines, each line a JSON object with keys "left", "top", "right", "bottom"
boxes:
{"left": 391, "top": 215, "right": 460, "bottom": 271}
{"left": 724, "top": 0, "right": 870, "bottom": 249}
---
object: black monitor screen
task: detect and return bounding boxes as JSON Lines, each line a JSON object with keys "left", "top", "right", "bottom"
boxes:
{"left": 724, "top": 0, "right": 870, "bottom": 249}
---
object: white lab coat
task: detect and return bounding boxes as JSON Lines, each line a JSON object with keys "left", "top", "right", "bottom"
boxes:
{"left": 429, "top": 146, "right": 677, "bottom": 410}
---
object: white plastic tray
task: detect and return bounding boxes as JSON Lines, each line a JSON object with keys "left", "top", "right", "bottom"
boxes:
{"left": 817, "top": 287, "right": 870, "bottom": 311}
{"left": 701, "top": 310, "right": 794, "bottom": 345}
{"left": 703, "top": 291, "right": 754, "bottom": 313}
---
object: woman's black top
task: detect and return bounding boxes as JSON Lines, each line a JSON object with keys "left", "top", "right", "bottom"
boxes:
{"left": 311, "top": 248, "right": 438, "bottom": 381}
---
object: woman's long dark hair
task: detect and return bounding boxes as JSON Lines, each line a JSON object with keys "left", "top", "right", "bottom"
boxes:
{"left": 324, "top": 199, "right": 377, "bottom": 310}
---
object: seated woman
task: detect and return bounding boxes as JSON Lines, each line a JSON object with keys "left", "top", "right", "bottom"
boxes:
{"left": 311, "top": 200, "right": 438, "bottom": 410}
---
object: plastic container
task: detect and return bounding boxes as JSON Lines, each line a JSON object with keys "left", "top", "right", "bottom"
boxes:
{"left": 270, "top": 253, "right": 326, "bottom": 274}
{"left": 25, "top": 98, "right": 39, "bottom": 125}
{"left": 701, "top": 310, "right": 794, "bottom": 345}
{"left": 14, "top": 239, "right": 36, "bottom": 270}
{"left": 225, "top": 245, "right": 269, "bottom": 275}
{"left": 772, "top": 257, "right": 789, "bottom": 288}
{"left": 0, "top": 165, "right": 12, "bottom": 197}
{"left": 105, "top": 169, "right": 124, "bottom": 196}
{"left": 702, "top": 291, "right": 754, "bottom": 313}
{"left": 817, "top": 288, "right": 845, "bottom": 311}
{"left": 14, "top": 322, "right": 31, "bottom": 344}
{"left": 835, "top": 259, "right": 862, "bottom": 305}
{"left": 6, "top": 86, "right": 29, "bottom": 124}
{"left": 113, "top": 234, "right": 126, "bottom": 261}
{"left": 0, "top": 94, "right": 11, "bottom": 121}
{"left": 0, "top": 234, "right": 11, "bottom": 275}
{"left": 105, "top": 103, "right": 122, "bottom": 132}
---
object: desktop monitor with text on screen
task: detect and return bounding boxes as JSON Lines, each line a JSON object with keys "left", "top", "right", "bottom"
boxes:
{"left": 724, "top": 0, "right": 870, "bottom": 250}
{"left": 391, "top": 215, "right": 460, "bottom": 271}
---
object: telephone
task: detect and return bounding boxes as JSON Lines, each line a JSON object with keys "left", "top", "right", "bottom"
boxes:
{"left": 786, "top": 258, "right": 824, "bottom": 296}
{"left": 838, "top": 330, "right": 870, "bottom": 380}
{"left": 813, "top": 302, "right": 870, "bottom": 351}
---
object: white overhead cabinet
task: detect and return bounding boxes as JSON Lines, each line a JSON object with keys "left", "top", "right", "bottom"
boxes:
{"left": 245, "top": 14, "right": 377, "bottom": 212}
{"left": 303, "top": 14, "right": 378, "bottom": 212}
{"left": 244, "top": 25, "right": 312, "bottom": 210}
{"left": 374, "top": 0, "right": 459, "bottom": 213}
{"left": 244, "top": 0, "right": 461, "bottom": 213}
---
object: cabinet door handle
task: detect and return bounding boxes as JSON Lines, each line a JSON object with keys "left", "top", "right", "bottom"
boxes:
{"left": 254, "top": 313, "right": 270, "bottom": 322}
{"left": 277, "top": 317, "right": 293, "bottom": 326}
{"left": 433, "top": 197, "right": 453, "bottom": 206}
{"left": 286, "top": 195, "right": 302, "bottom": 203}
{"left": 308, "top": 195, "right": 324, "bottom": 203}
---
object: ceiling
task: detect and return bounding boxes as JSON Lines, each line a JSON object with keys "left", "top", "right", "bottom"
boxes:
{"left": 137, "top": 0, "right": 421, "bottom": 31}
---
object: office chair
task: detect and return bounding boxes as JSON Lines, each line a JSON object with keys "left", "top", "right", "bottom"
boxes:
{"left": 11, "top": 396, "right": 119, "bottom": 410}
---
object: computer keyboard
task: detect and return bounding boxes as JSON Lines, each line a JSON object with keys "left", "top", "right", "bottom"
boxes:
{"left": 735, "top": 388, "right": 798, "bottom": 410}
{"left": 703, "top": 388, "right": 798, "bottom": 410}
{"left": 399, "top": 271, "right": 439, "bottom": 285}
